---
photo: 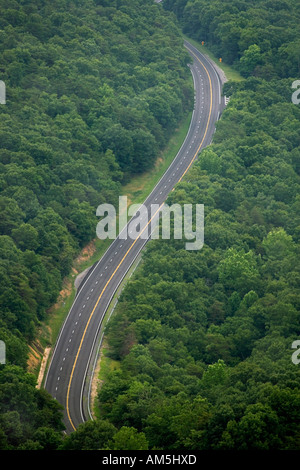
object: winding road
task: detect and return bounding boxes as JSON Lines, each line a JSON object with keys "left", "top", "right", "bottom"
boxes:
{"left": 44, "top": 39, "right": 226, "bottom": 433}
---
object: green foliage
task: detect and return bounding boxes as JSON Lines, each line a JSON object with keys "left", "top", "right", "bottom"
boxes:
{"left": 109, "top": 426, "right": 149, "bottom": 450}
{"left": 0, "top": 366, "right": 64, "bottom": 449}
{"left": 164, "top": 0, "right": 300, "bottom": 79}
{"left": 59, "top": 420, "right": 117, "bottom": 450}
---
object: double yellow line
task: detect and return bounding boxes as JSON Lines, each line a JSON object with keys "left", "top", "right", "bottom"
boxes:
{"left": 66, "top": 45, "right": 213, "bottom": 432}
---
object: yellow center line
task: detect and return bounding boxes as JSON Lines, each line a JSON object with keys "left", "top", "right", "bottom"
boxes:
{"left": 66, "top": 46, "right": 214, "bottom": 432}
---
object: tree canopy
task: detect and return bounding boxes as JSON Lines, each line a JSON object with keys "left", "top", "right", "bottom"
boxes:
{"left": 164, "top": 0, "right": 300, "bottom": 79}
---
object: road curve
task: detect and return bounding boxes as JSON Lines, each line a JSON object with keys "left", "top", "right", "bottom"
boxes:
{"left": 44, "top": 40, "right": 225, "bottom": 433}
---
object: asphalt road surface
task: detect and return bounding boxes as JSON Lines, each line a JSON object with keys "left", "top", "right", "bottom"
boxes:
{"left": 44, "top": 40, "right": 226, "bottom": 433}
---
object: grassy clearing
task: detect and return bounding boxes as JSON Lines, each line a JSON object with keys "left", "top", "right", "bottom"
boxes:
{"left": 98, "top": 344, "right": 120, "bottom": 383}
{"left": 183, "top": 34, "right": 244, "bottom": 82}
{"left": 93, "top": 339, "right": 121, "bottom": 420}
{"left": 122, "top": 110, "right": 193, "bottom": 205}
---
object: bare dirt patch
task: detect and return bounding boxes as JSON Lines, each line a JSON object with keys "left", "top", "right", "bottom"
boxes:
{"left": 74, "top": 239, "right": 96, "bottom": 266}
{"left": 36, "top": 347, "right": 51, "bottom": 389}
{"left": 27, "top": 343, "right": 42, "bottom": 373}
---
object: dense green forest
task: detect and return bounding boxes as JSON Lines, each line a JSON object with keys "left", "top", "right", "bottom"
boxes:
{"left": 1, "top": 0, "right": 300, "bottom": 451}
{"left": 163, "top": 0, "right": 300, "bottom": 79}
{"left": 0, "top": 0, "right": 193, "bottom": 449}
